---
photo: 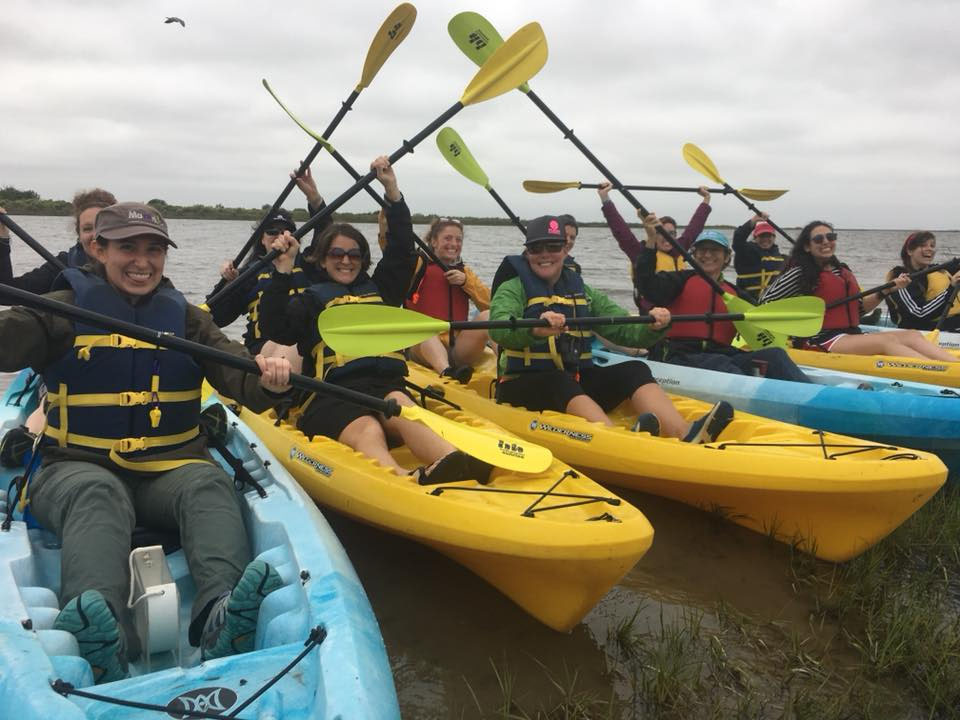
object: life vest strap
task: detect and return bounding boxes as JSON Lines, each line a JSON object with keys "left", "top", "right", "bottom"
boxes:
{"left": 46, "top": 389, "right": 201, "bottom": 407}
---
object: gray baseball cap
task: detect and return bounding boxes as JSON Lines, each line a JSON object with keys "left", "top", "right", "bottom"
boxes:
{"left": 94, "top": 202, "right": 177, "bottom": 248}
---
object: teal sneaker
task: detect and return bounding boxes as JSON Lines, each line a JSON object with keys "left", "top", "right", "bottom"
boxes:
{"left": 201, "top": 560, "right": 283, "bottom": 661}
{"left": 53, "top": 590, "right": 128, "bottom": 684}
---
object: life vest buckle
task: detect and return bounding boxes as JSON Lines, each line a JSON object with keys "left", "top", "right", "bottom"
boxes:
{"left": 119, "top": 391, "right": 151, "bottom": 406}
{"left": 116, "top": 437, "right": 148, "bottom": 453}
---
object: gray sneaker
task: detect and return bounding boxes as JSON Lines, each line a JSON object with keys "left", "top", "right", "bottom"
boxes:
{"left": 53, "top": 590, "right": 128, "bottom": 684}
{"left": 201, "top": 560, "right": 283, "bottom": 661}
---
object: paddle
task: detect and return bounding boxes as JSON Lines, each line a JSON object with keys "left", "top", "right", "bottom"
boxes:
{"left": 449, "top": 12, "right": 783, "bottom": 342}
{"left": 262, "top": 80, "right": 451, "bottom": 272}
{"left": 0, "top": 282, "right": 552, "bottom": 473}
{"left": 206, "top": 3, "right": 416, "bottom": 308}
{"left": 522, "top": 180, "right": 787, "bottom": 202}
{"left": 936, "top": 285, "right": 960, "bottom": 330}
{"left": 436, "top": 127, "right": 526, "bottom": 234}
{"left": 0, "top": 212, "right": 68, "bottom": 271}
{"left": 826, "top": 259, "right": 960, "bottom": 308}
{"left": 209, "top": 21, "right": 548, "bottom": 305}
{"left": 682, "top": 143, "right": 795, "bottom": 245}
{"left": 315, "top": 301, "right": 825, "bottom": 357}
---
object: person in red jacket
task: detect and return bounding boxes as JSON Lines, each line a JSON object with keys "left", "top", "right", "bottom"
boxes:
{"left": 761, "top": 221, "right": 956, "bottom": 359}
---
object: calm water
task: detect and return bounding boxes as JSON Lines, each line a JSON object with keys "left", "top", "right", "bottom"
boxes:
{"left": 3, "top": 216, "right": 952, "bottom": 717}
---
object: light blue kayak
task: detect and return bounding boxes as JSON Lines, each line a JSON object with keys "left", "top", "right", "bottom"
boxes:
{"left": 0, "top": 370, "right": 400, "bottom": 719}
{"left": 592, "top": 343, "right": 960, "bottom": 472}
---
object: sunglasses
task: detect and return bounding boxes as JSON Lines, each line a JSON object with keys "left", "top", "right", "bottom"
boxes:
{"left": 526, "top": 240, "right": 565, "bottom": 255}
{"left": 326, "top": 247, "right": 363, "bottom": 260}
{"left": 810, "top": 232, "right": 838, "bottom": 245}
{"left": 264, "top": 228, "right": 287, "bottom": 237}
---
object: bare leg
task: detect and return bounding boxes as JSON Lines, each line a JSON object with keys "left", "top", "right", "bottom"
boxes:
{"left": 451, "top": 310, "right": 493, "bottom": 366}
{"left": 380, "top": 391, "right": 457, "bottom": 464}
{"left": 831, "top": 330, "right": 957, "bottom": 361}
{"left": 408, "top": 336, "right": 451, "bottom": 374}
{"left": 564, "top": 394, "right": 613, "bottom": 425}
{"left": 337, "top": 415, "right": 403, "bottom": 471}
{"left": 629, "top": 384, "right": 691, "bottom": 439}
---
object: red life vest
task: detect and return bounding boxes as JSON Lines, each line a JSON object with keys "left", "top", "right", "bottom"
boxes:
{"left": 405, "top": 262, "right": 469, "bottom": 321}
{"left": 665, "top": 275, "right": 738, "bottom": 345}
{"left": 814, "top": 266, "right": 860, "bottom": 330}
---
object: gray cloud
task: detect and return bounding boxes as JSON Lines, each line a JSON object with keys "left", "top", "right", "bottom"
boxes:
{"left": 3, "top": 0, "right": 958, "bottom": 229}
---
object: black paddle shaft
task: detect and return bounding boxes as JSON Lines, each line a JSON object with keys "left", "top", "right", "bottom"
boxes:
{"left": 720, "top": 182, "right": 796, "bottom": 245}
{"left": 447, "top": 313, "right": 750, "bottom": 331}
{"left": 208, "top": 101, "right": 466, "bottom": 305}
{"left": 522, "top": 89, "right": 735, "bottom": 300}
{"left": 0, "top": 213, "right": 67, "bottom": 271}
{"left": 828, "top": 258, "right": 959, "bottom": 308}
{"left": 486, "top": 187, "right": 526, "bottom": 235}
{"left": 0, "top": 282, "right": 401, "bottom": 418}
{"left": 936, "top": 284, "right": 960, "bottom": 330}
{"left": 206, "top": 88, "right": 362, "bottom": 305}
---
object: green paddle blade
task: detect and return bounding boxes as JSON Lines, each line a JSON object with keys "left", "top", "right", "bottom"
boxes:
{"left": 683, "top": 143, "right": 724, "bottom": 185}
{"left": 460, "top": 22, "right": 546, "bottom": 106}
{"left": 725, "top": 294, "right": 824, "bottom": 349}
{"left": 740, "top": 187, "right": 788, "bottom": 201}
{"left": 318, "top": 304, "right": 449, "bottom": 356}
{"left": 262, "top": 79, "right": 332, "bottom": 149}
{"left": 437, "top": 127, "right": 490, "bottom": 188}
{"left": 400, "top": 404, "right": 552, "bottom": 473}
{"left": 358, "top": 3, "right": 417, "bottom": 90}
{"left": 448, "top": 11, "right": 531, "bottom": 93}
{"left": 522, "top": 179, "right": 581, "bottom": 193}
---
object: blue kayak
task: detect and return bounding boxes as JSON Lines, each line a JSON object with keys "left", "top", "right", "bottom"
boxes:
{"left": 592, "top": 344, "right": 960, "bottom": 473}
{"left": 0, "top": 370, "right": 400, "bottom": 719}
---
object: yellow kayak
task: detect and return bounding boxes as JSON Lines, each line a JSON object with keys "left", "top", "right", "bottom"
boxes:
{"left": 787, "top": 347, "right": 960, "bottom": 388}
{"left": 406, "top": 364, "right": 946, "bottom": 563}
{"left": 216, "top": 393, "right": 654, "bottom": 632}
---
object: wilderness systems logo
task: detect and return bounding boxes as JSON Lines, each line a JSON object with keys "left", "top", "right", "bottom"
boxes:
{"left": 166, "top": 686, "right": 237, "bottom": 718}
{"left": 875, "top": 359, "right": 947, "bottom": 372}
{"left": 528, "top": 419, "right": 593, "bottom": 443}
{"left": 290, "top": 447, "right": 333, "bottom": 476}
{"left": 498, "top": 439, "right": 525, "bottom": 458}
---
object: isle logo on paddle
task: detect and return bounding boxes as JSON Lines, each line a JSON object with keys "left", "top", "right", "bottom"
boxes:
{"left": 498, "top": 439, "right": 525, "bottom": 458}
{"left": 166, "top": 686, "right": 238, "bottom": 718}
{"left": 468, "top": 29, "right": 488, "bottom": 50}
{"left": 448, "top": 142, "right": 462, "bottom": 157}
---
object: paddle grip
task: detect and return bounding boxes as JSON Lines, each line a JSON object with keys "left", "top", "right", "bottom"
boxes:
{"left": 0, "top": 213, "right": 68, "bottom": 271}
{"left": 0, "top": 282, "right": 398, "bottom": 417}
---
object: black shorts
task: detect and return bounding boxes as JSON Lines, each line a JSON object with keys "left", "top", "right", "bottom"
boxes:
{"left": 297, "top": 373, "right": 411, "bottom": 441}
{"left": 495, "top": 362, "right": 655, "bottom": 413}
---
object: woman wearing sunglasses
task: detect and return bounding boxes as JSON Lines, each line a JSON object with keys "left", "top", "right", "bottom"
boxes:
{"left": 761, "top": 221, "right": 956, "bottom": 359}
{"left": 208, "top": 166, "right": 331, "bottom": 357}
{"left": 258, "top": 156, "right": 488, "bottom": 485}
{"left": 883, "top": 231, "right": 960, "bottom": 331}
{"left": 488, "top": 215, "right": 734, "bottom": 444}
{"left": 403, "top": 217, "right": 492, "bottom": 384}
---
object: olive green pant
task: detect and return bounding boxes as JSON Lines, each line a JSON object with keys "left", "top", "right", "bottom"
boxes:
{"left": 30, "top": 459, "right": 250, "bottom": 659}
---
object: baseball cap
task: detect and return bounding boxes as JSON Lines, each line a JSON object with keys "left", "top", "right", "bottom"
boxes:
{"left": 95, "top": 202, "right": 177, "bottom": 247}
{"left": 263, "top": 209, "right": 296, "bottom": 233}
{"left": 524, "top": 215, "right": 565, "bottom": 245}
{"left": 692, "top": 229, "right": 731, "bottom": 251}
{"left": 753, "top": 221, "right": 775, "bottom": 237}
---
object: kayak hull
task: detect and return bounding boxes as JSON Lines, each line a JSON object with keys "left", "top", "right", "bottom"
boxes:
{"left": 225, "top": 395, "right": 655, "bottom": 633}
{"left": 407, "top": 364, "right": 946, "bottom": 563}
{"left": 0, "top": 370, "right": 399, "bottom": 720}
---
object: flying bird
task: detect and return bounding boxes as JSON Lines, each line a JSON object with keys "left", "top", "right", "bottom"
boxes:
{"left": 164, "top": 17, "right": 186, "bottom": 27}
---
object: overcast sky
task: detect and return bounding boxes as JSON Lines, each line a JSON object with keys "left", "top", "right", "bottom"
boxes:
{"left": 4, "top": 0, "right": 959, "bottom": 229}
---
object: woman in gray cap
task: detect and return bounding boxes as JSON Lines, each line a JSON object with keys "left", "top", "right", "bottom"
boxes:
{"left": 488, "top": 214, "right": 733, "bottom": 443}
{"left": 0, "top": 201, "right": 293, "bottom": 682}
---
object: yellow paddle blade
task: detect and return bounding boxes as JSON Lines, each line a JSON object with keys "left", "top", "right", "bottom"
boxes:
{"left": 522, "top": 180, "right": 581, "bottom": 193}
{"left": 682, "top": 143, "right": 724, "bottom": 185}
{"left": 460, "top": 22, "right": 547, "bottom": 106}
{"left": 262, "top": 79, "right": 332, "bottom": 149}
{"left": 357, "top": 3, "right": 417, "bottom": 90}
{"left": 400, "top": 404, "right": 553, "bottom": 473}
{"left": 739, "top": 187, "right": 788, "bottom": 201}
{"left": 437, "top": 127, "right": 490, "bottom": 188}
{"left": 318, "top": 304, "right": 448, "bottom": 356}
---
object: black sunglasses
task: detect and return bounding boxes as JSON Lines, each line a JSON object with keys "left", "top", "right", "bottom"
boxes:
{"left": 526, "top": 240, "right": 565, "bottom": 255}
{"left": 810, "top": 232, "right": 838, "bottom": 245}
{"left": 263, "top": 228, "right": 287, "bottom": 237}
{"left": 327, "top": 247, "right": 363, "bottom": 260}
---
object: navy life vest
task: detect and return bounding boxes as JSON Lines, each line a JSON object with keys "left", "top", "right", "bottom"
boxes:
{"left": 496, "top": 255, "right": 594, "bottom": 377}
{"left": 244, "top": 255, "right": 311, "bottom": 351}
{"left": 736, "top": 245, "right": 786, "bottom": 295}
{"left": 41, "top": 268, "right": 205, "bottom": 472}
{"left": 303, "top": 274, "right": 407, "bottom": 383}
